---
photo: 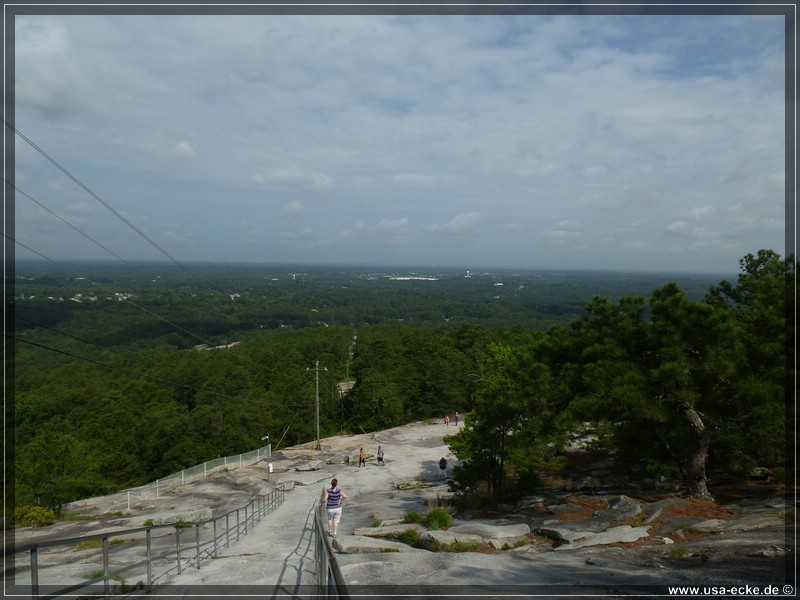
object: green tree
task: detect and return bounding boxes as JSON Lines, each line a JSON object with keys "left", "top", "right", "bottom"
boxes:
{"left": 572, "top": 283, "right": 742, "bottom": 498}
{"left": 446, "top": 339, "right": 571, "bottom": 501}
{"left": 704, "top": 250, "right": 792, "bottom": 477}
{"left": 16, "top": 417, "right": 101, "bottom": 511}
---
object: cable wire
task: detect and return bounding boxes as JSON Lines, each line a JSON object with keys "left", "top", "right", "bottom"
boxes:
{"left": 4, "top": 118, "right": 191, "bottom": 275}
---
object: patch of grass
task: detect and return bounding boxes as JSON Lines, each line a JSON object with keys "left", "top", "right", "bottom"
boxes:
{"left": 142, "top": 518, "right": 155, "bottom": 527}
{"left": 395, "top": 481, "right": 432, "bottom": 491}
{"left": 670, "top": 545, "right": 690, "bottom": 559}
{"left": 402, "top": 511, "right": 424, "bottom": 524}
{"left": 397, "top": 528, "right": 421, "bottom": 546}
{"left": 84, "top": 570, "right": 126, "bottom": 584}
{"left": 379, "top": 548, "right": 400, "bottom": 553}
{"left": 73, "top": 538, "right": 125, "bottom": 550}
{"left": 371, "top": 519, "right": 382, "bottom": 527}
{"left": 423, "top": 507, "right": 452, "bottom": 530}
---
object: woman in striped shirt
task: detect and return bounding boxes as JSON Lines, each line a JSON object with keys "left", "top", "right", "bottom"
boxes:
{"left": 321, "top": 478, "right": 347, "bottom": 537}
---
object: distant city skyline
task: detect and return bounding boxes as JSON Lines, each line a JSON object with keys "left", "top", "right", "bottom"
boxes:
{"left": 9, "top": 7, "right": 789, "bottom": 274}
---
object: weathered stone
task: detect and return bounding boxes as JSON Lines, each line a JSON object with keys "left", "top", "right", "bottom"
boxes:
{"left": 564, "top": 476, "right": 600, "bottom": 492}
{"left": 353, "top": 523, "right": 426, "bottom": 538}
{"left": 536, "top": 525, "right": 596, "bottom": 545}
{"left": 555, "top": 525, "right": 650, "bottom": 550}
{"left": 517, "top": 496, "right": 546, "bottom": 510}
{"left": 419, "top": 530, "right": 484, "bottom": 551}
{"left": 448, "top": 522, "right": 530, "bottom": 538}
{"left": 692, "top": 514, "right": 783, "bottom": 533}
{"left": 151, "top": 508, "right": 213, "bottom": 525}
{"left": 642, "top": 506, "right": 663, "bottom": 525}
{"left": 449, "top": 522, "right": 530, "bottom": 549}
{"left": 295, "top": 460, "right": 323, "bottom": 472}
{"left": 748, "top": 467, "right": 773, "bottom": 480}
{"left": 332, "top": 535, "right": 415, "bottom": 554}
{"left": 326, "top": 454, "right": 351, "bottom": 465}
{"left": 594, "top": 495, "right": 642, "bottom": 523}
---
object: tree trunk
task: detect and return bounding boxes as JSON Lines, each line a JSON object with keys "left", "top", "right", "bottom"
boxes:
{"left": 678, "top": 401, "right": 713, "bottom": 499}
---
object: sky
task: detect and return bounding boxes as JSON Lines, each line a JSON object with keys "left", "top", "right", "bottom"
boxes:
{"left": 8, "top": 6, "right": 790, "bottom": 274}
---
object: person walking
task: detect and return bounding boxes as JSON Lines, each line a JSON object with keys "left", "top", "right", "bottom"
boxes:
{"left": 439, "top": 457, "right": 448, "bottom": 479}
{"left": 320, "top": 478, "right": 347, "bottom": 538}
{"left": 444, "top": 415, "right": 450, "bottom": 426}
{"left": 376, "top": 445, "right": 385, "bottom": 466}
{"left": 454, "top": 412, "right": 459, "bottom": 426}
{"left": 358, "top": 448, "right": 366, "bottom": 468}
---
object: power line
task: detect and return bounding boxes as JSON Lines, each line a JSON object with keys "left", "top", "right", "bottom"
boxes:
{"left": 3, "top": 176, "right": 141, "bottom": 270}
{"left": 6, "top": 233, "right": 221, "bottom": 348}
{"left": 4, "top": 118, "right": 191, "bottom": 275}
{"left": 5, "top": 171, "right": 263, "bottom": 368}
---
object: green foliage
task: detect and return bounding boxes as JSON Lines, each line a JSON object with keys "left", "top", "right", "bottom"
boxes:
{"left": 402, "top": 511, "right": 424, "bottom": 524}
{"left": 669, "top": 546, "right": 690, "bottom": 559}
{"left": 398, "top": 528, "right": 421, "bottom": 546}
{"left": 14, "top": 505, "right": 57, "bottom": 528}
{"left": 423, "top": 507, "right": 452, "bottom": 530}
{"left": 11, "top": 256, "right": 784, "bottom": 508}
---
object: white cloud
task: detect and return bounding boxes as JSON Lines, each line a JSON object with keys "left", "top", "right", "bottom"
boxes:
{"left": 427, "top": 212, "right": 482, "bottom": 235}
{"left": 11, "top": 13, "right": 785, "bottom": 272}
{"left": 373, "top": 218, "right": 413, "bottom": 245}
{"left": 252, "top": 167, "right": 333, "bottom": 192}
{"left": 541, "top": 220, "right": 583, "bottom": 244}
{"left": 174, "top": 141, "right": 195, "bottom": 157}
{"left": 281, "top": 201, "right": 305, "bottom": 220}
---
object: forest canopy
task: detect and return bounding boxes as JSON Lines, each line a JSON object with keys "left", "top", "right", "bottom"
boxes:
{"left": 7, "top": 252, "right": 793, "bottom": 510}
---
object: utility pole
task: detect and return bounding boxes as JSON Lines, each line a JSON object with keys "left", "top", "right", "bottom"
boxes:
{"left": 307, "top": 360, "right": 327, "bottom": 451}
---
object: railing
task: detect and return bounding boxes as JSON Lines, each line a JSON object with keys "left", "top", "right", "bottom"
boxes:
{"left": 65, "top": 444, "right": 273, "bottom": 515}
{"left": 7, "top": 486, "right": 285, "bottom": 599}
{"left": 313, "top": 498, "right": 350, "bottom": 599}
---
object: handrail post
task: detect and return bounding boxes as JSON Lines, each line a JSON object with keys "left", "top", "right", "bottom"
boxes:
{"left": 175, "top": 526, "right": 182, "bottom": 575}
{"left": 236, "top": 509, "right": 241, "bottom": 542}
{"left": 30, "top": 546, "right": 39, "bottom": 600}
{"left": 195, "top": 523, "right": 201, "bottom": 569}
{"left": 213, "top": 518, "right": 218, "bottom": 558}
{"left": 146, "top": 529, "right": 153, "bottom": 591}
{"left": 102, "top": 536, "right": 110, "bottom": 595}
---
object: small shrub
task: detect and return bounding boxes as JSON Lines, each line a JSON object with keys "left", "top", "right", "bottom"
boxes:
{"left": 398, "top": 528, "right": 421, "bottom": 546}
{"left": 142, "top": 518, "right": 155, "bottom": 527}
{"left": 14, "top": 505, "right": 56, "bottom": 528}
{"left": 402, "top": 511, "right": 424, "bottom": 524}
{"left": 424, "top": 507, "right": 452, "bottom": 530}
{"left": 670, "top": 546, "right": 689, "bottom": 559}
{"left": 371, "top": 519, "right": 382, "bottom": 527}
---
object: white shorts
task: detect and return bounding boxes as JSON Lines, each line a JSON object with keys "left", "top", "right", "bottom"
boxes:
{"left": 326, "top": 507, "right": 343, "bottom": 523}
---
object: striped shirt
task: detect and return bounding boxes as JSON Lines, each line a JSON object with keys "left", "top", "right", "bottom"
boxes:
{"left": 326, "top": 488, "right": 342, "bottom": 508}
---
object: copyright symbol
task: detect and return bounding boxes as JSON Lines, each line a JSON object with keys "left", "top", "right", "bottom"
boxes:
{"left": 783, "top": 585, "right": 794, "bottom": 595}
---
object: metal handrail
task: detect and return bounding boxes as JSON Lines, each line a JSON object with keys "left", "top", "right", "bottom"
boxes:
{"left": 313, "top": 498, "right": 350, "bottom": 600}
{"left": 7, "top": 486, "right": 285, "bottom": 599}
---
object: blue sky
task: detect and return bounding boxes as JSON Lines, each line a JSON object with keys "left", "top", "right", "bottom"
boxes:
{"left": 10, "top": 10, "right": 788, "bottom": 273}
